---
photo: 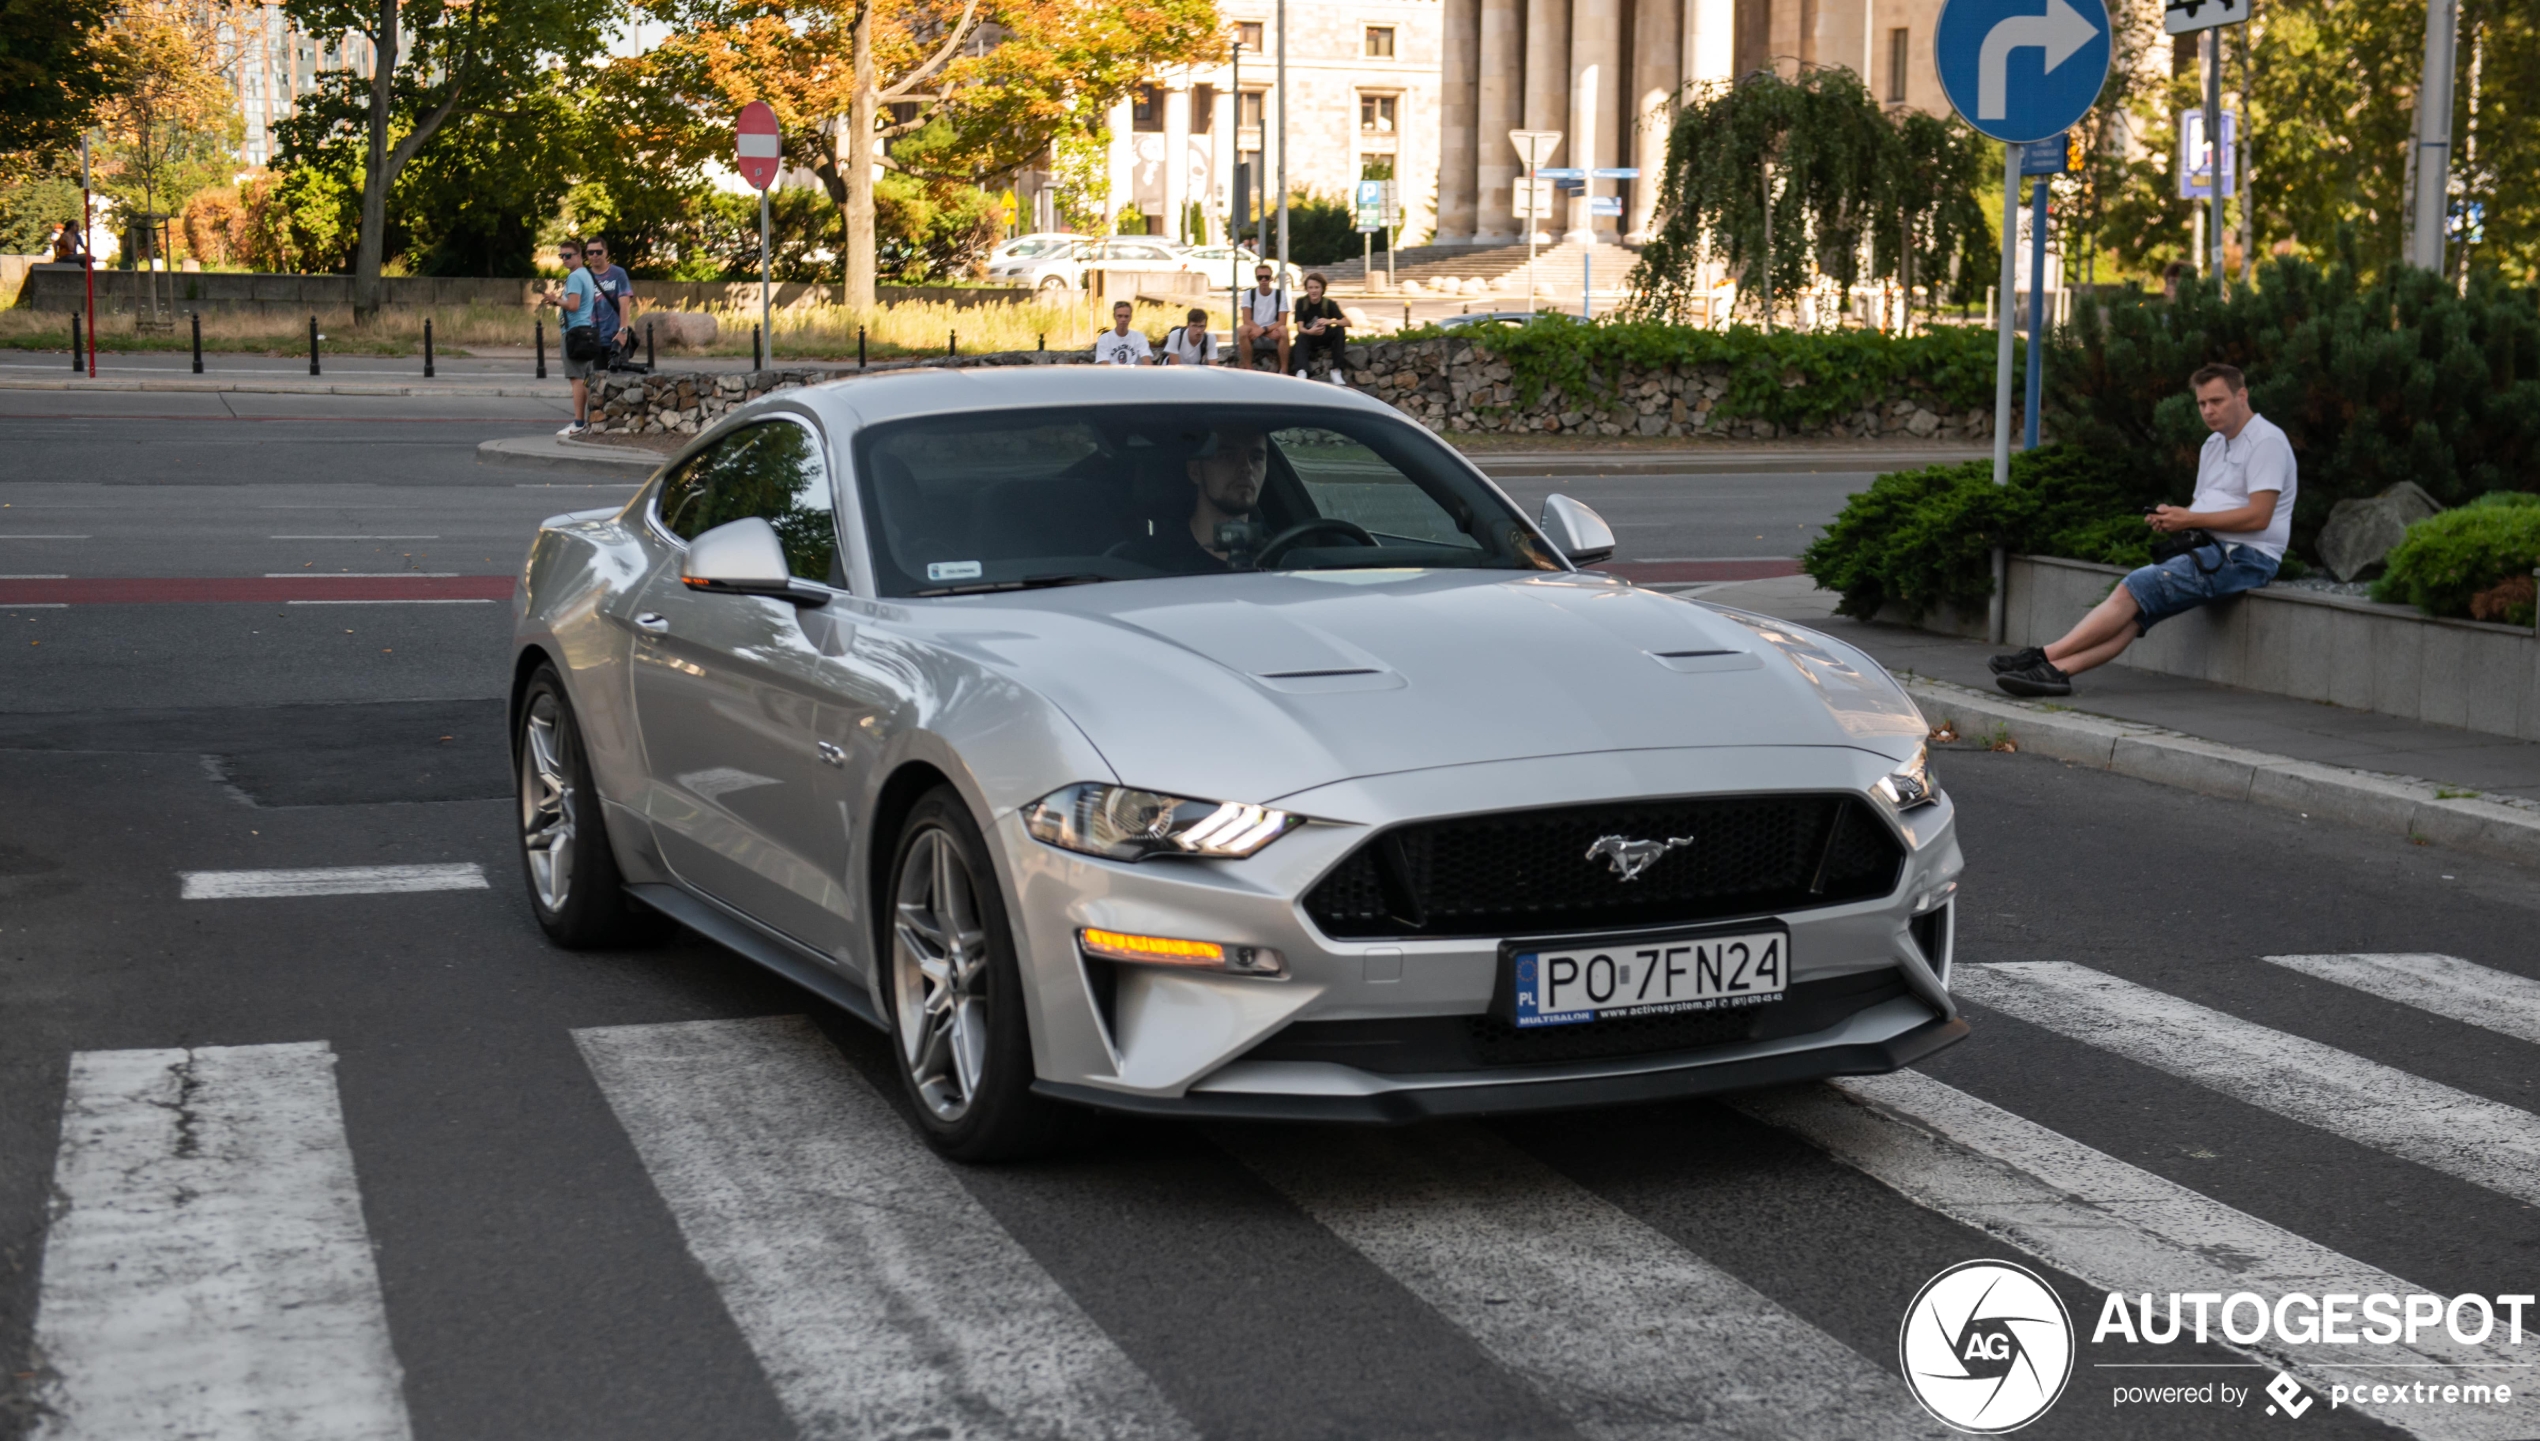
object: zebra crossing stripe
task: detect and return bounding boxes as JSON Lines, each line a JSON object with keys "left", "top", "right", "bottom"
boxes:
{"left": 178, "top": 863, "right": 487, "bottom": 900}
{"left": 30, "top": 1043, "right": 413, "bottom": 1441}
{"left": 1741, "top": 1072, "right": 2539, "bottom": 1441}
{"left": 1959, "top": 962, "right": 2540, "bottom": 1209}
{"left": 1218, "top": 1121, "right": 1950, "bottom": 1441}
{"left": 2263, "top": 953, "right": 2540, "bottom": 1049}
{"left": 573, "top": 1016, "right": 1193, "bottom": 1441}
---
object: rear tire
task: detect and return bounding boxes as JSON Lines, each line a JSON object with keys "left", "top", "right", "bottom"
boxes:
{"left": 882, "top": 786, "right": 1080, "bottom": 1162}
{"left": 515, "top": 663, "right": 663, "bottom": 948}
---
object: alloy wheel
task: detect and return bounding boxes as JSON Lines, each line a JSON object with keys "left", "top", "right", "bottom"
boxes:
{"left": 892, "top": 826, "right": 991, "bottom": 1121}
{"left": 519, "top": 692, "right": 576, "bottom": 913}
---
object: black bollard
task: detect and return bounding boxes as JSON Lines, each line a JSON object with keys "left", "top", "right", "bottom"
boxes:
{"left": 71, "top": 312, "right": 82, "bottom": 371}
{"left": 1037, "top": 332, "right": 1044, "bottom": 352}
{"left": 644, "top": 320, "right": 655, "bottom": 370}
{"left": 190, "top": 312, "right": 202, "bottom": 373}
{"left": 858, "top": 326, "right": 866, "bottom": 369}
{"left": 948, "top": 330, "right": 955, "bottom": 359}
{"left": 423, "top": 317, "right": 434, "bottom": 378}
{"left": 535, "top": 320, "right": 546, "bottom": 379}
{"left": 308, "top": 315, "right": 320, "bottom": 376}
{"left": 753, "top": 323, "right": 762, "bottom": 370}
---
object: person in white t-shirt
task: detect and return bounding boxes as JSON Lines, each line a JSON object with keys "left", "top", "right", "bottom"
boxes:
{"left": 1993, "top": 363, "right": 2297, "bottom": 697}
{"left": 1162, "top": 308, "right": 1218, "bottom": 365}
{"left": 1236, "top": 266, "right": 1287, "bottom": 372}
{"left": 1091, "top": 301, "right": 1152, "bottom": 366}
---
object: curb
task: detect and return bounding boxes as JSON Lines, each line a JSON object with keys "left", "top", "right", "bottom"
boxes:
{"left": 477, "top": 435, "right": 658, "bottom": 477}
{"left": 1468, "top": 448, "right": 1987, "bottom": 477}
{"left": 1900, "top": 676, "right": 2540, "bottom": 868}
{"left": 0, "top": 376, "right": 567, "bottom": 397}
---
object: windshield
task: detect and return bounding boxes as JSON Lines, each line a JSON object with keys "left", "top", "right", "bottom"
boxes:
{"left": 853, "top": 404, "right": 1563, "bottom": 596}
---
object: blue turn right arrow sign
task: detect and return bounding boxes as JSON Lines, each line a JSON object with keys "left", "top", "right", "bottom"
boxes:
{"left": 1934, "top": 0, "right": 2112, "bottom": 143}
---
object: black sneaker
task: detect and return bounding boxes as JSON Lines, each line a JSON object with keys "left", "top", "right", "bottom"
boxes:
{"left": 1988, "top": 646, "right": 2047, "bottom": 675}
{"left": 1996, "top": 659, "right": 2072, "bottom": 698}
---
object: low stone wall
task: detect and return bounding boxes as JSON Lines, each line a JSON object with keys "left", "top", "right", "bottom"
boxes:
{"left": 593, "top": 336, "right": 1992, "bottom": 443}
{"left": 1334, "top": 336, "right": 1991, "bottom": 441}
{"left": 588, "top": 350, "right": 1089, "bottom": 435}
{"left": 16, "top": 267, "right": 1039, "bottom": 317}
{"left": 1925, "top": 554, "right": 2540, "bottom": 741}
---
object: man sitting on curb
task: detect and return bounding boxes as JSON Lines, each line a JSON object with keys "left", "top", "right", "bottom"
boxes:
{"left": 1992, "top": 363, "right": 2297, "bottom": 698}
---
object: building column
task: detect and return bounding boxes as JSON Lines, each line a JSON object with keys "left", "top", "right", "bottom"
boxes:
{"left": 1163, "top": 83, "right": 1192, "bottom": 243}
{"left": 1626, "top": 0, "right": 1680, "bottom": 243}
{"left": 1436, "top": 0, "right": 1480, "bottom": 244}
{"left": 1473, "top": 0, "right": 1523, "bottom": 243}
{"left": 1521, "top": 0, "right": 1571, "bottom": 243}
{"left": 1568, "top": 0, "right": 1624, "bottom": 243}
{"left": 1684, "top": 0, "right": 1734, "bottom": 82}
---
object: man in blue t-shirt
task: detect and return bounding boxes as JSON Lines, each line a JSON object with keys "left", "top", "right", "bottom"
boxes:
{"left": 584, "top": 237, "right": 634, "bottom": 364}
{"left": 554, "top": 239, "right": 598, "bottom": 436}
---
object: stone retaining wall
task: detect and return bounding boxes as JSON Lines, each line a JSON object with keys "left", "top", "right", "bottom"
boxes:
{"left": 590, "top": 336, "right": 1995, "bottom": 443}
{"left": 15, "top": 266, "right": 1037, "bottom": 317}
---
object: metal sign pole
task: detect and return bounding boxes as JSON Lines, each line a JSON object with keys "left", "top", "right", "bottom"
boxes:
{"left": 2024, "top": 173, "right": 2048, "bottom": 449}
{"left": 1989, "top": 141, "right": 2019, "bottom": 644}
{"left": 80, "top": 137, "right": 95, "bottom": 379}
{"left": 2202, "top": 28, "right": 2223, "bottom": 282}
{"left": 759, "top": 188, "right": 772, "bottom": 370}
{"left": 1275, "top": 0, "right": 1289, "bottom": 279}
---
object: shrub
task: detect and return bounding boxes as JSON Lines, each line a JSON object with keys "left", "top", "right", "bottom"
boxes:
{"left": 2050, "top": 248, "right": 2540, "bottom": 560}
{"left": 1802, "top": 445, "right": 2162, "bottom": 621}
{"left": 2372, "top": 504, "right": 2540, "bottom": 621}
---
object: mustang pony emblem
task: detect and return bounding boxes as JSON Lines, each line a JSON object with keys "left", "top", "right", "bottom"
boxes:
{"left": 1585, "top": 834, "right": 1694, "bottom": 881}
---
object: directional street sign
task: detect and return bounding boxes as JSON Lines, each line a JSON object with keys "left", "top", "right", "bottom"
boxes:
{"left": 1588, "top": 196, "right": 1623, "bottom": 217}
{"left": 734, "top": 102, "right": 781, "bottom": 192}
{"left": 1590, "top": 168, "right": 1641, "bottom": 180}
{"left": 2162, "top": 0, "right": 2246, "bottom": 36}
{"left": 2019, "top": 133, "right": 2071, "bottom": 175}
{"left": 1535, "top": 168, "right": 1587, "bottom": 180}
{"left": 1935, "top": 0, "right": 2112, "bottom": 143}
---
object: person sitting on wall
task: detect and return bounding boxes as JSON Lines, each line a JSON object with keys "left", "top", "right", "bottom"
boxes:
{"left": 1161, "top": 307, "right": 1218, "bottom": 365}
{"left": 1290, "top": 273, "right": 1347, "bottom": 384}
{"left": 1091, "top": 301, "right": 1152, "bottom": 365}
{"left": 1236, "top": 265, "right": 1288, "bottom": 372}
{"left": 1991, "top": 363, "right": 2297, "bottom": 698}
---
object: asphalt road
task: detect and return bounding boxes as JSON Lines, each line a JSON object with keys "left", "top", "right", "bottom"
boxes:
{"left": 4, "top": 400, "right": 2531, "bottom": 1441}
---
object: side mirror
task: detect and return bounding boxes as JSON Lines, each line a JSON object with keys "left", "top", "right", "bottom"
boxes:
{"left": 681, "top": 516, "right": 827, "bottom": 605}
{"left": 1538, "top": 493, "right": 1616, "bottom": 566}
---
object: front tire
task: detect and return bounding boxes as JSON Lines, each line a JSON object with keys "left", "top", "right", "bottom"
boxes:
{"left": 884, "top": 786, "right": 1076, "bottom": 1161}
{"left": 515, "top": 663, "right": 661, "bottom": 948}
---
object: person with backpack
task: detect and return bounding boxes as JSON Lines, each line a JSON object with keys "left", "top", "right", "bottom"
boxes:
{"left": 1236, "top": 264, "right": 1287, "bottom": 373}
{"left": 552, "top": 239, "right": 601, "bottom": 436}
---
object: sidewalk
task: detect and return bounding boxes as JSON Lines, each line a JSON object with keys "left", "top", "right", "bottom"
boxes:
{"left": 1699, "top": 572, "right": 2540, "bottom": 865}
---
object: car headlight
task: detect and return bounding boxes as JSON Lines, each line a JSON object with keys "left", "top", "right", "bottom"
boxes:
{"left": 1023, "top": 783, "right": 1299, "bottom": 861}
{"left": 1873, "top": 745, "right": 1938, "bottom": 809}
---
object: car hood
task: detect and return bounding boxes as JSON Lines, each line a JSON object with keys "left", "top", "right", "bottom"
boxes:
{"left": 911, "top": 570, "right": 1926, "bottom": 806}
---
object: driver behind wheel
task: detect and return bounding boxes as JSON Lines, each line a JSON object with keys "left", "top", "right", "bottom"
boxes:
{"left": 1114, "top": 425, "right": 1269, "bottom": 574}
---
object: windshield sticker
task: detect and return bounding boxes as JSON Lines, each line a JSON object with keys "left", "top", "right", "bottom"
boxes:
{"left": 926, "top": 561, "right": 984, "bottom": 581}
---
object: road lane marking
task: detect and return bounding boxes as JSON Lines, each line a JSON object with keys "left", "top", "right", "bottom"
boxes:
{"left": 264, "top": 572, "right": 462, "bottom": 578}
{"left": 0, "top": 534, "right": 90, "bottom": 539}
{"left": 1219, "top": 1122, "right": 1947, "bottom": 1441}
{"left": 268, "top": 535, "right": 441, "bottom": 540}
{"left": 1741, "top": 1072, "right": 2538, "bottom": 1441}
{"left": 0, "top": 573, "right": 68, "bottom": 578}
{"left": 179, "top": 863, "right": 488, "bottom": 899}
{"left": 284, "top": 598, "right": 494, "bottom": 605}
{"left": 2263, "top": 953, "right": 2540, "bottom": 1048}
{"left": 30, "top": 1042, "right": 413, "bottom": 1441}
{"left": 574, "top": 1016, "right": 1194, "bottom": 1441}
{"left": 1960, "top": 962, "right": 2540, "bottom": 1208}
{"left": 4, "top": 603, "right": 69, "bottom": 608}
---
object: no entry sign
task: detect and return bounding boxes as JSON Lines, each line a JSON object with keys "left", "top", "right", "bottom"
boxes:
{"left": 735, "top": 102, "right": 780, "bottom": 191}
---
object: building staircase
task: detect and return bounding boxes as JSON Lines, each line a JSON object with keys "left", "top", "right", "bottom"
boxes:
{"left": 1316, "top": 240, "right": 1639, "bottom": 297}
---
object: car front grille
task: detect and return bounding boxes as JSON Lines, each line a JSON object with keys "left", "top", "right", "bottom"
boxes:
{"left": 1302, "top": 794, "right": 1904, "bottom": 941}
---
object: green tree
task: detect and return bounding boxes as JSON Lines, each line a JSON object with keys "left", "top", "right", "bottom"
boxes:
{"left": 0, "top": 0, "right": 117, "bottom": 155}
{"left": 276, "top": 0, "right": 611, "bottom": 311}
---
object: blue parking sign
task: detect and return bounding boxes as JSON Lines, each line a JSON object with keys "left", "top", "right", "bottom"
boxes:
{"left": 1934, "top": 0, "right": 2112, "bottom": 144}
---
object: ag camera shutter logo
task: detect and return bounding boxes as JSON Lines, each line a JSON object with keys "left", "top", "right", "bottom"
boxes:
{"left": 1901, "top": 1260, "right": 2076, "bottom": 1433}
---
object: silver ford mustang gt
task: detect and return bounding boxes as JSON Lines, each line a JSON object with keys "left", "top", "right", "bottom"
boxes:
{"left": 509, "top": 367, "right": 1966, "bottom": 1159}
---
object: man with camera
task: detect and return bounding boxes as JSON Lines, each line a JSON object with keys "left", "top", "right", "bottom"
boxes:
{"left": 1992, "top": 364, "right": 2296, "bottom": 698}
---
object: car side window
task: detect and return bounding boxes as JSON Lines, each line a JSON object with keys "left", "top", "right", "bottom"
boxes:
{"left": 654, "top": 420, "right": 839, "bottom": 582}
{"left": 1273, "top": 427, "right": 1483, "bottom": 549}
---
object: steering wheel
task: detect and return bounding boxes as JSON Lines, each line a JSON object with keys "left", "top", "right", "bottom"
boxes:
{"left": 1252, "top": 518, "right": 1378, "bottom": 567}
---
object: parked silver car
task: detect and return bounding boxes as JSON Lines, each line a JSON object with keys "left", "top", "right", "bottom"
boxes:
{"left": 509, "top": 368, "right": 1966, "bottom": 1159}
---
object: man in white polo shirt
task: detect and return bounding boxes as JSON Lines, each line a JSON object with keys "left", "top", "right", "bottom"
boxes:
{"left": 1993, "top": 363, "right": 2296, "bottom": 697}
{"left": 1236, "top": 264, "right": 1287, "bottom": 372}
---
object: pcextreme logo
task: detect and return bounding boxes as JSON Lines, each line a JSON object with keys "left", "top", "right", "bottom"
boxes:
{"left": 1901, "top": 1260, "right": 2077, "bottom": 1434}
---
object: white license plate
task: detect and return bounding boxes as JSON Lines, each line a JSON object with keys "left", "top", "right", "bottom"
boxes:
{"left": 1509, "top": 928, "right": 1787, "bottom": 1028}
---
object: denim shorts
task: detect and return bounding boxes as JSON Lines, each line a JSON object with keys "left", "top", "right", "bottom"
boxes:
{"left": 2122, "top": 544, "right": 2280, "bottom": 633}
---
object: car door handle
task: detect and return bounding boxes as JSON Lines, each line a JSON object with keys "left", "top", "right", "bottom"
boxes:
{"left": 816, "top": 741, "right": 846, "bottom": 768}
{"left": 634, "top": 613, "right": 669, "bottom": 634}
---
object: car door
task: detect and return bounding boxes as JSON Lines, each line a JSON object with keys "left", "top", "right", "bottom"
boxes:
{"left": 629, "top": 417, "right": 855, "bottom": 954}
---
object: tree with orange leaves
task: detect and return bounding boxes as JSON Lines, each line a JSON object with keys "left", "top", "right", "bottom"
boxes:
{"left": 636, "top": 0, "right": 1221, "bottom": 304}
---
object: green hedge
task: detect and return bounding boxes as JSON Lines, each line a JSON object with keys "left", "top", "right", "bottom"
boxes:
{"left": 2050, "top": 251, "right": 2540, "bottom": 560}
{"left": 2372, "top": 496, "right": 2540, "bottom": 623}
{"left": 1435, "top": 315, "right": 2003, "bottom": 432}
{"left": 1800, "top": 445, "right": 2165, "bottom": 621}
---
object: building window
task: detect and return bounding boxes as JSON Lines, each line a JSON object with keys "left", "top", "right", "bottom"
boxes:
{"left": 1131, "top": 83, "right": 1163, "bottom": 132}
{"left": 1235, "top": 20, "right": 1263, "bottom": 51}
{"left": 1360, "top": 94, "right": 1396, "bottom": 133}
{"left": 1238, "top": 90, "right": 1266, "bottom": 130}
{"left": 1192, "top": 83, "right": 1215, "bottom": 133}
{"left": 1364, "top": 25, "right": 1395, "bottom": 57}
{"left": 1887, "top": 28, "right": 1910, "bottom": 103}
